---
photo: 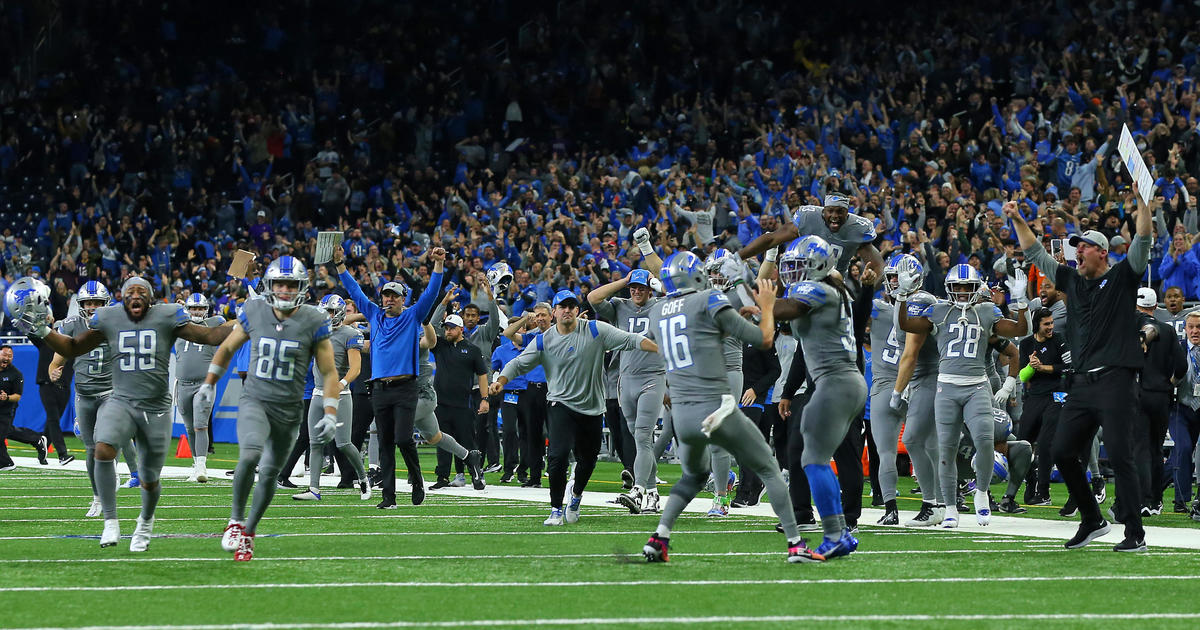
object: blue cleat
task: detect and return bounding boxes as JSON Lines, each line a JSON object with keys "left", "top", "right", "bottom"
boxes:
{"left": 815, "top": 528, "right": 859, "bottom": 559}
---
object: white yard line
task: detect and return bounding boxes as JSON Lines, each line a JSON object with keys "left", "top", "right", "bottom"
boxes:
{"left": 3, "top": 574, "right": 1198, "bottom": 593}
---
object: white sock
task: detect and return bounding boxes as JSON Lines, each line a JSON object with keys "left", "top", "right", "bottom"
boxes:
{"left": 655, "top": 524, "right": 671, "bottom": 538}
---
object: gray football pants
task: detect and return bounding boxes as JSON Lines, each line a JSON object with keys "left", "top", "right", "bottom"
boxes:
{"left": 708, "top": 371, "right": 741, "bottom": 495}
{"left": 902, "top": 373, "right": 942, "bottom": 505}
{"left": 798, "top": 371, "right": 867, "bottom": 468}
{"left": 232, "top": 398, "right": 303, "bottom": 535}
{"left": 415, "top": 385, "right": 469, "bottom": 460}
{"left": 619, "top": 372, "right": 664, "bottom": 490}
{"left": 934, "top": 381, "right": 994, "bottom": 508}
{"left": 92, "top": 397, "right": 172, "bottom": 521}
{"left": 307, "top": 394, "right": 365, "bottom": 489}
{"left": 176, "top": 381, "right": 213, "bottom": 458}
{"left": 658, "top": 397, "right": 799, "bottom": 541}
{"left": 869, "top": 378, "right": 903, "bottom": 503}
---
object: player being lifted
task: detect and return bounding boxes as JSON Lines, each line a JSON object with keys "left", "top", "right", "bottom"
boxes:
{"left": 639, "top": 252, "right": 820, "bottom": 563}
{"left": 771, "top": 236, "right": 868, "bottom": 560}
{"left": 174, "top": 293, "right": 226, "bottom": 483}
{"left": 897, "top": 263, "right": 1028, "bottom": 527}
{"left": 199, "top": 256, "right": 342, "bottom": 561}
{"left": 16, "top": 276, "right": 232, "bottom": 551}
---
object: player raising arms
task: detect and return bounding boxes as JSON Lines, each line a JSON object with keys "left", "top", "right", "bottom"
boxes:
{"left": 200, "top": 256, "right": 341, "bottom": 561}
{"left": 15, "top": 276, "right": 232, "bottom": 551}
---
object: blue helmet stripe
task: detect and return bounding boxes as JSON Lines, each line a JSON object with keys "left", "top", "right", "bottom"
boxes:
{"left": 280, "top": 256, "right": 293, "bottom": 275}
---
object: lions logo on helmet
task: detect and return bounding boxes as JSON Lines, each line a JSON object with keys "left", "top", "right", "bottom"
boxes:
{"left": 944, "top": 263, "right": 983, "bottom": 305}
{"left": 660, "top": 251, "right": 709, "bottom": 296}
{"left": 779, "top": 235, "right": 834, "bottom": 286}
{"left": 486, "top": 262, "right": 514, "bottom": 294}
{"left": 704, "top": 248, "right": 736, "bottom": 291}
{"left": 263, "top": 256, "right": 309, "bottom": 312}
{"left": 320, "top": 294, "right": 348, "bottom": 327}
{"left": 4, "top": 277, "right": 51, "bottom": 326}
{"left": 184, "top": 293, "right": 211, "bottom": 323}
{"left": 75, "top": 281, "right": 113, "bottom": 318}
{"left": 884, "top": 253, "right": 925, "bottom": 299}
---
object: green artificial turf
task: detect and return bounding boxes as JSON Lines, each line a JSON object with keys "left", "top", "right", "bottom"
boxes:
{"left": 1, "top": 438, "right": 1198, "bottom": 629}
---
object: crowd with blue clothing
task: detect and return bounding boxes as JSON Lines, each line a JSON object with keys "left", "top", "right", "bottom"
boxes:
{"left": 7, "top": 0, "right": 1200, "bottom": 526}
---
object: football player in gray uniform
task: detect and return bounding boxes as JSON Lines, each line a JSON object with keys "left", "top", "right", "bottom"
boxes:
{"left": 736, "top": 194, "right": 885, "bottom": 279}
{"left": 200, "top": 256, "right": 341, "bottom": 561}
{"left": 588, "top": 268, "right": 666, "bottom": 514}
{"left": 897, "top": 263, "right": 1028, "bottom": 528}
{"left": 174, "top": 292, "right": 226, "bottom": 483}
{"left": 639, "top": 252, "right": 822, "bottom": 563}
{"left": 772, "top": 236, "right": 868, "bottom": 560}
{"left": 47, "top": 281, "right": 136, "bottom": 515}
{"left": 293, "top": 294, "right": 371, "bottom": 502}
{"left": 18, "top": 276, "right": 232, "bottom": 551}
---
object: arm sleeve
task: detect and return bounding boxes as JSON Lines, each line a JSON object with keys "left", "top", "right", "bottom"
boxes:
{"left": 596, "top": 320, "right": 645, "bottom": 352}
{"left": 480, "top": 295, "right": 501, "bottom": 342}
{"left": 1022, "top": 241, "right": 1061, "bottom": 280}
{"left": 410, "top": 271, "right": 444, "bottom": 325}
{"left": 1126, "top": 233, "right": 1152, "bottom": 276}
{"left": 430, "top": 302, "right": 447, "bottom": 335}
{"left": 713, "top": 307, "right": 766, "bottom": 346}
{"left": 499, "top": 342, "right": 542, "bottom": 381}
{"left": 338, "top": 270, "right": 381, "bottom": 320}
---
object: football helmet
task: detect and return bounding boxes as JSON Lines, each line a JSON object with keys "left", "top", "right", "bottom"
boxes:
{"left": 263, "top": 256, "right": 309, "bottom": 312}
{"left": 660, "top": 251, "right": 709, "bottom": 296}
{"left": 184, "top": 293, "right": 210, "bottom": 323}
{"left": 945, "top": 264, "right": 983, "bottom": 305}
{"left": 779, "top": 235, "right": 834, "bottom": 285}
{"left": 76, "top": 281, "right": 113, "bottom": 318}
{"left": 320, "top": 294, "right": 348, "bottom": 327}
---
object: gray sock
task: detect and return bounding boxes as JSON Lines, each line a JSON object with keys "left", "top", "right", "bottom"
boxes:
{"left": 710, "top": 446, "right": 732, "bottom": 494}
{"left": 1088, "top": 435, "right": 1100, "bottom": 476}
{"left": 368, "top": 425, "right": 379, "bottom": 466}
{"left": 436, "top": 432, "right": 469, "bottom": 460}
{"left": 139, "top": 483, "right": 161, "bottom": 521}
{"left": 121, "top": 440, "right": 139, "bottom": 472}
{"left": 246, "top": 464, "right": 282, "bottom": 535}
{"left": 194, "top": 424, "right": 210, "bottom": 457}
{"left": 820, "top": 514, "right": 843, "bottom": 539}
{"left": 1006, "top": 441, "right": 1033, "bottom": 499}
{"left": 95, "top": 459, "right": 118, "bottom": 519}
{"left": 308, "top": 447, "right": 324, "bottom": 490}
{"left": 85, "top": 447, "right": 97, "bottom": 495}
{"left": 230, "top": 456, "right": 258, "bottom": 523}
{"left": 339, "top": 443, "right": 367, "bottom": 480}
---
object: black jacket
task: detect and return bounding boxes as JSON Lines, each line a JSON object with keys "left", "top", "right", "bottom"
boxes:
{"left": 1137, "top": 312, "right": 1187, "bottom": 394}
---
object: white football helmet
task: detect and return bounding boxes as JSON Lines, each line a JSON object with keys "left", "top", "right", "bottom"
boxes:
{"left": 76, "top": 281, "right": 113, "bottom": 318}
{"left": 945, "top": 264, "right": 983, "bottom": 305}
{"left": 779, "top": 235, "right": 834, "bottom": 285}
{"left": 486, "top": 262, "right": 514, "bottom": 293}
{"left": 320, "top": 293, "right": 347, "bottom": 326}
{"left": 884, "top": 254, "right": 925, "bottom": 299}
{"left": 263, "top": 256, "right": 309, "bottom": 312}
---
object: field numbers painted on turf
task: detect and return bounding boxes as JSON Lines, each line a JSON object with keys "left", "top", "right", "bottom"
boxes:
{"left": 946, "top": 322, "right": 981, "bottom": 358}
{"left": 254, "top": 338, "right": 301, "bottom": 381}
{"left": 116, "top": 330, "right": 156, "bottom": 371}
{"left": 657, "top": 314, "right": 693, "bottom": 371}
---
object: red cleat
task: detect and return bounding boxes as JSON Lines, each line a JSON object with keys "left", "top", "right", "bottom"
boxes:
{"left": 234, "top": 533, "right": 254, "bottom": 562}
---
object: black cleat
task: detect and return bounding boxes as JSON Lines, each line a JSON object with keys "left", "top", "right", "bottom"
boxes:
{"left": 621, "top": 469, "right": 634, "bottom": 490}
{"left": 998, "top": 496, "right": 1027, "bottom": 514}
{"left": 1028, "top": 494, "right": 1052, "bottom": 506}
{"left": 429, "top": 478, "right": 451, "bottom": 490}
{"left": 277, "top": 478, "right": 298, "bottom": 489}
{"left": 410, "top": 480, "right": 425, "bottom": 506}
{"left": 1059, "top": 496, "right": 1078, "bottom": 518}
{"left": 466, "top": 450, "right": 485, "bottom": 490}
{"left": 376, "top": 498, "right": 397, "bottom": 510}
{"left": 1113, "top": 537, "right": 1147, "bottom": 553}
{"left": 59, "top": 454, "right": 76, "bottom": 465}
{"left": 336, "top": 480, "right": 355, "bottom": 489}
{"left": 1065, "top": 520, "right": 1110, "bottom": 549}
{"left": 1091, "top": 476, "right": 1107, "bottom": 504}
{"left": 36, "top": 437, "right": 48, "bottom": 465}
{"left": 876, "top": 509, "right": 899, "bottom": 525}
{"left": 499, "top": 472, "right": 514, "bottom": 484}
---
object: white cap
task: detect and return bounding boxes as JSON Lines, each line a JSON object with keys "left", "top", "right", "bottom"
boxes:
{"left": 1136, "top": 287, "right": 1157, "bottom": 308}
{"left": 444, "top": 314, "right": 464, "bottom": 328}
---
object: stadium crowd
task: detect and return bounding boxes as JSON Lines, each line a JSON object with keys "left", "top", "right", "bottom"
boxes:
{"left": 2, "top": 0, "right": 1200, "bottom": 541}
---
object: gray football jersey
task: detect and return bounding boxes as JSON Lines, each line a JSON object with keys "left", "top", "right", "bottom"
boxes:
{"left": 57, "top": 315, "right": 111, "bottom": 395}
{"left": 311, "top": 324, "right": 365, "bottom": 384}
{"left": 1156, "top": 307, "right": 1197, "bottom": 337}
{"left": 786, "top": 280, "right": 859, "bottom": 380}
{"left": 792, "top": 207, "right": 877, "bottom": 273}
{"left": 909, "top": 301, "right": 1003, "bottom": 379}
{"left": 418, "top": 345, "right": 434, "bottom": 386}
{"left": 594, "top": 297, "right": 665, "bottom": 376}
{"left": 174, "top": 315, "right": 227, "bottom": 382}
{"left": 869, "top": 299, "right": 901, "bottom": 382}
{"left": 238, "top": 299, "right": 333, "bottom": 404}
{"left": 89, "top": 303, "right": 190, "bottom": 413}
{"left": 722, "top": 283, "right": 755, "bottom": 371}
{"left": 906, "top": 291, "right": 942, "bottom": 378}
{"left": 648, "top": 289, "right": 759, "bottom": 399}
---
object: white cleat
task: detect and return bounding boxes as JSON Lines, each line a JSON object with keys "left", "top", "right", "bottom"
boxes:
{"left": 975, "top": 489, "right": 991, "bottom": 526}
{"left": 565, "top": 495, "right": 582, "bottom": 524}
{"left": 130, "top": 517, "right": 154, "bottom": 552}
{"left": 931, "top": 505, "right": 946, "bottom": 526}
{"left": 642, "top": 490, "right": 661, "bottom": 514}
{"left": 543, "top": 508, "right": 565, "bottom": 526}
{"left": 100, "top": 519, "right": 120, "bottom": 548}
{"left": 85, "top": 497, "right": 102, "bottom": 518}
{"left": 700, "top": 394, "right": 736, "bottom": 437}
{"left": 358, "top": 479, "right": 372, "bottom": 501}
{"left": 292, "top": 489, "right": 322, "bottom": 501}
{"left": 194, "top": 457, "right": 209, "bottom": 483}
{"left": 942, "top": 507, "right": 960, "bottom": 529}
{"left": 221, "top": 521, "right": 244, "bottom": 552}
